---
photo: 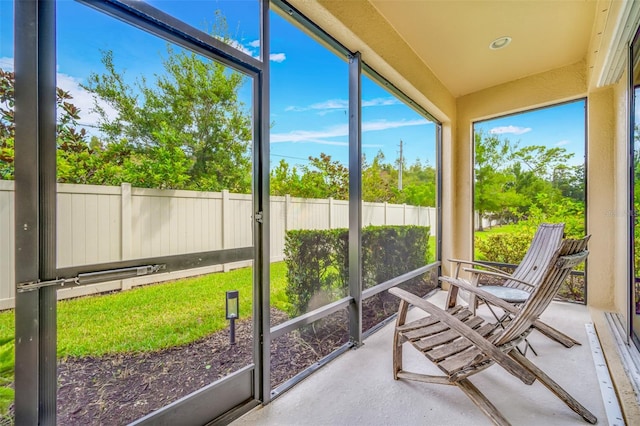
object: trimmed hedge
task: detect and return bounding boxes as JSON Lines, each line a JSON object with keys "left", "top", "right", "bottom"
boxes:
{"left": 284, "top": 225, "right": 430, "bottom": 317}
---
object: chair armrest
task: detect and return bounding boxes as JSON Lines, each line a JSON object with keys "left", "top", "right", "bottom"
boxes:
{"left": 448, "top": 258, "right": 507, "bottom": 277}
{"left": 388, "top": 287, "right": 535, "bottom": 385}
{"left": 440, "top": 276, "right": 520, "bottom": 315}
{"left": 462, "top": 268, "right": 536, "bottom": 290}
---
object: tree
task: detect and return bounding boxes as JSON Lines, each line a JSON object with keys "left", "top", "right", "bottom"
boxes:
{"left": 0, "top": 69, "right": 14, "bottom": 180}
{"left": 270, "top": 159, "right": 304, "bottom": 196}
{"left": 84, "top": 46, "right": 252, "bottom": 192}
{"left": 299, "top": 153, "right": 349, "bottom": 199}
{"left": 401, "top": 159, "right": 436, "bottom": 206}
{"left": 0, "top": 68, "right": 100, "bottom": 182}
{"left": 474, "top": 131, "right": 523, "bottom": 230}
{"left": 362, "top": 151, "right": 397, "bottom": 202}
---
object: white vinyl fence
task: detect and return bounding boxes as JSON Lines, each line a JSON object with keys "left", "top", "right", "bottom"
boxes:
{"left": 0, "top": 180, "right": 436, "bottom": 309}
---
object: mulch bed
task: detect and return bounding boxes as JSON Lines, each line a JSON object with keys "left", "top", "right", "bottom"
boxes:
{"left": 56, "top": 308, "right": 347, "bottom": 425}
{"left": 51, "top": 275, "right": 438, "bottom": 425}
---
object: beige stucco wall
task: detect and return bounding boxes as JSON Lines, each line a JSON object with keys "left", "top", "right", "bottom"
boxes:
{"left": 612, "top": 71, "right": 631, "bottom": 320}
{"left": 587, "top": 87, "right": 617, "bottom": 310}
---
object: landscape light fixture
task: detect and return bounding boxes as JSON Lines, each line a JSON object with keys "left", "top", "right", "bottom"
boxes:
{"left": 226, "top": 290, "right": 239, "bottom": 345}
{"left": 489, "top": 36, "right": 512, "bottom": 50}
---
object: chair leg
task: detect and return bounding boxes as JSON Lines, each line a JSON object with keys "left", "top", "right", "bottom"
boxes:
{"left": 457, "top": 378, "right": 511, "bottom": 426}
{"left": 393, "top": 300, "right": 409, "bottom": 380}
{"left": 533, "top": 321, "right": 581, "bottom": 348}
{"left": 510, "top": 351, "right": 597, "bottom": 424}
{"left": 393, "top": 330, "right": 403, "bottom": 380}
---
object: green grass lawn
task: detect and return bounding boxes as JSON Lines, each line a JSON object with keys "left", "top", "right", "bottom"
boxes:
{"left": 0, "top": 261, "right": 290, "bottom": 359}
{"left": 474, "top": 223, "right": 519, "bottom": 239}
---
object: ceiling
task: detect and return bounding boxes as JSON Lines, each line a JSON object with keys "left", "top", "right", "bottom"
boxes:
{"left": 368, "top": 0, "right": 600, "bottom": 97}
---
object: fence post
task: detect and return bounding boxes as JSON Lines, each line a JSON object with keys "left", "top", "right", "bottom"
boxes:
{"left": 403, "top": 203, "right": 407, "bottom": 225}
{"left": 285, "top": 194, "right": 291, "bottom": 231}
{"left": 121, "top": 183, "right": 132, "bottom": 261}
{"left": 384, "top": 202, "right": 388, "bottom": 225}
{"left": 222, "top": 190, "right": 230, "bottom": 249}
{"left": 222, "top": 190, "right": 232, "bottom": 272}
{"left": 121, "top": 183, "right": 132, "bottom": 290}
{"left": 329, "top": 197, "right": 334, "bottom": 229}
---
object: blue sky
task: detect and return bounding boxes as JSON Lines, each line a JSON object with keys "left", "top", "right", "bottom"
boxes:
{"left": 0, "top": 0, "right": 584, "bottom": 171}
{"left": 474, "top": 101, "right": 586, "bottom": 167}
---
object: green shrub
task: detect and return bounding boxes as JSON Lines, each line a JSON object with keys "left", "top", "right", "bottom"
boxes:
{"left": 475, "top": 230, "right": 533, "bottom": 264}
{"left": 361, "top": 225, "right": 430, "bottom": 289}
{"left": 284, "top": 225, "right": 430, "bottom": 317}
{"left": 284, "top": 229, "right": 348, "bottom": 317}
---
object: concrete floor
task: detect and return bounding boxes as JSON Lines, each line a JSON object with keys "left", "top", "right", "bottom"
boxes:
{"left": 234, "top": 291, "right": 611, "bottom": 426}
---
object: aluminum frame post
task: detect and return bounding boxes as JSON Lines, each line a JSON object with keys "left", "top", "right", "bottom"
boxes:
{"left": 254, "top": 0, "right": 271, "bottom": 404}
{"left": 348, "top": 52, "right": 362, "bottom": 346}
{"left": 14, "top": 0, "right": 58, "bottom": 424}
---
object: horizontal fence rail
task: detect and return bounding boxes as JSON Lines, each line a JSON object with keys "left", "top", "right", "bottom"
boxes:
{"left": 0, "top": 180, "right": 437, "bottom": 309}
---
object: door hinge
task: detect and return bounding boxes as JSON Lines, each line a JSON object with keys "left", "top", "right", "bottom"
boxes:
{"left": 255, "top": 211, "right": 263, "bottom": 223}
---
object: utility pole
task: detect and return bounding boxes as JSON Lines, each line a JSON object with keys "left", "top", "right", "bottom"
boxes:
{"left": 398, "top": 139, "right": 403, "bottom": 190}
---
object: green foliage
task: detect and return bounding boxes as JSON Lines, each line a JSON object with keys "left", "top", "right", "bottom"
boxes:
{"left": 475, "top": 230, "right": 533, "bottom": 263}
{"left": 284, "top": 226, "right": 430, "bottom": 317}
{"left": 0, "top": 13, "right": 253, "bottom": 192}
{"left": 475, "top": 192, "right": 585, "bottom": 265}
{"left": 361, "top": 226, "right": 430, "bottom": 289}
{"left": 361, "top": 151, "right": 398, "bottom": 203}
{"left": 0, "top": 69, "right": 14, "bottom": 180}
{"left": 283, "top": 229, "right": 348, "bottom": 316}
{"left": 271, "top": 153, "right": 350, "bottom": 199}
{"left": 270, "top": 150, "right": 437, "bottom": 206}
{"left": 82, "top": 46, "right": 252, "bottom": 192}
{"left": 0, "top": 336, "right": 14, "bottom": 417}
{"left": 1, "top": 68, "right": 93, "bottom": 182}
{"left": 474, "top": 129, "right": 585, "bottom": 229}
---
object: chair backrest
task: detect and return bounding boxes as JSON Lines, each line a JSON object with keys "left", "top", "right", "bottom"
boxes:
{"left": 494, "top": 235, "right": 590, "bottom": 347}
{"left": 504, "top": 223, "right": 565, "bottom": 291}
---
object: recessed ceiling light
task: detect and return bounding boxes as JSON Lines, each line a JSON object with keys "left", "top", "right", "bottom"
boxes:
{"left": 489, "top": 36, "right": 512, "bottom": 50}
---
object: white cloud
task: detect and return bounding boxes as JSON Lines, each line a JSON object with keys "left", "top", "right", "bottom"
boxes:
{"left": 0, "top": 57, "right": 13, "bottom": 71}
{"left": 56, "top": 72, "right": 119, "bottom": 131}
{"left": 226, "top": 38, "right": 255, "bottom": 57}
{"left": 222, "top": 38, "right": 285, "bottom": 63}
{"left": 286, "top": 97, "right": 399, "bottom": 114}
{"left": 0, "top": 57, "right": 115, "bottom": 134}
{"left": 362, "top": 119, "right": 429, "bottom": 132}
{"left": 489, "top": 125, "right": 532, "bottom": 135}
{"left": 362, "top": 97, "right": 400, "bottom": 107}
{"left": 271, "top": 125, "right": 348, "bottom": 144}
{"left": 555, "top": 140, "right": 570, "bottom": 147}
{"left": 271, "top": 118, "right": 428, "bottom": 145}
{"left": 269, "top": 53, "right": 286, "bottom": 63}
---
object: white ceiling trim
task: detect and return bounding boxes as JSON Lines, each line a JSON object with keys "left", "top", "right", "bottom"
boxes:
{"left": 599, "top": 0, "right": 640, "bottom": 87}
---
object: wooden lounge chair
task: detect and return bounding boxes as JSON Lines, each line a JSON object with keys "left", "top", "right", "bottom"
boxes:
{"left": 389, "top": 236, "right": 596, "bottom": 426}
{"left": 448, "top": 223, "right": 580, "bottom": 349}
